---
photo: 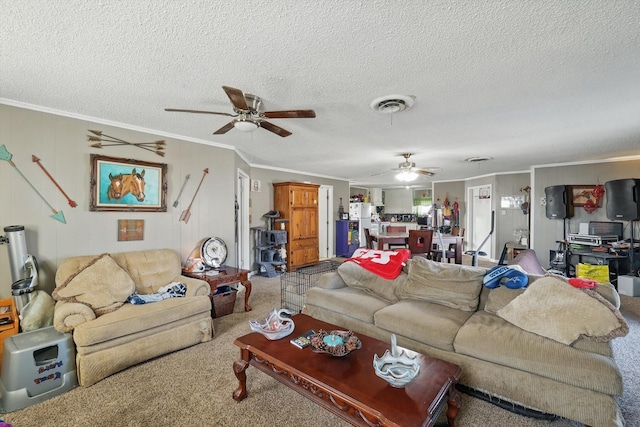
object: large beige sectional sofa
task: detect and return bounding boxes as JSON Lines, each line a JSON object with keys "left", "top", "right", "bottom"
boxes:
{"left": 304, "top": 256, "right": 628, "bottom": 427}
{"left": 53, "top": 249, "right": 213, "bottom": 386}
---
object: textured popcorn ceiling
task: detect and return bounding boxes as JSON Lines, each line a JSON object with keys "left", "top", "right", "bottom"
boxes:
{"left": 1, "top": 1, "right": 639, "bottom": 187}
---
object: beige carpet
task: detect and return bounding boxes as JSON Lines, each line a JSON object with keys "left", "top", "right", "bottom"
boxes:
{"left": 3, "top": 271, "right": 639, "bottom": 427}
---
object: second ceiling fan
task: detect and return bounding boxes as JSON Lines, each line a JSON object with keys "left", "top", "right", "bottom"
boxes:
{"left": 165, "top": 86, "right": 316, "bottom": 137}
{"left": 373, "top": 153, "right": 441, "bottom": 181}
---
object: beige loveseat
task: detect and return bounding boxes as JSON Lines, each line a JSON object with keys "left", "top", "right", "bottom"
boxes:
{"left": 53, "top": 249, "right": 213, "bottom": 387}
{"left": 304, "top": 256, "right": 628, "bottom": 427}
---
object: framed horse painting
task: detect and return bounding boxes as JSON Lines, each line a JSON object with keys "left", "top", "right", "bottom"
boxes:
{"left": 90, "top": 154, "right": 167, "bottom": 212}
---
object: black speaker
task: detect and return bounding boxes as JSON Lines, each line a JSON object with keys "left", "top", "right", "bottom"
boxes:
{"left": 545, "top": 185, "right": 574, "bottom": 219}
{"left": 605, "top": 179, "right": 640, "bottom": 221}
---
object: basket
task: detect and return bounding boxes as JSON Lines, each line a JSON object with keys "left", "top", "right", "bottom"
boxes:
{"left": 212, "top": 286, "right": 237, "bottom": 318}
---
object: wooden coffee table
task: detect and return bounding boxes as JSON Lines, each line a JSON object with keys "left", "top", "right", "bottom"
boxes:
{"left": 233, "top": 314, "right": 462, "bottom": 427}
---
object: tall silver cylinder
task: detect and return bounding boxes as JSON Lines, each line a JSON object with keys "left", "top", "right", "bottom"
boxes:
{"left": 4, "top": 225, "right": 28, "bottom": 284}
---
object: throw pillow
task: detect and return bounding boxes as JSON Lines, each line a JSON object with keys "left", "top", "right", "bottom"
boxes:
{"left": 400, "top": 256, "right": 486, "bottom": 311}
{"left": 497, "top": 276, "right": 628, "bottom": 345}
{"left": 52, "top": 253, "right": 135, "bottom": 316}
{"left": 337, "top": 261, "right": 406, "bottom": 303}
{"left": 483, "top": 265, "right": 528, "bottom": 289}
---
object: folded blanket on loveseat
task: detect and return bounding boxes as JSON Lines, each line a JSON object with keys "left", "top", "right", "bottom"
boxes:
{"left": 127, "top": 282, "right": 187, "bottom": 304}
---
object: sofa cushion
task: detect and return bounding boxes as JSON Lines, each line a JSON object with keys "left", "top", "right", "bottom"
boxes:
{"left": 454, "top": 311, "right": 622, "bottom": 396}
{"left": 72, "top": 295, "right": 212, "bottom": 347}
{"left": 52, "top": 253, "right": 135, "bottom": 316}
{"left": 374, "top": 300, "right": 474, "bottom": 352}
{"left": 337, "top": 261, "right": 406, "bottom": 303}
{"left": 484, "top": 286, "right": 526, "bottom": 314}
{"left": 400, "top": 257, "right": 485, "bottom": 311}
{"left": 305, "top": 286, "right": 391, "bottom": 324}
{"left": 497, "top": 276, "right": 628, "bottom": 345}
{"left": 112, "top": 249, "right": 182, "bottom": 294}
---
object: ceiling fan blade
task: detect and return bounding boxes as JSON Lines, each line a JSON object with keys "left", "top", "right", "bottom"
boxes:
{"left": 165, "top": 108, "right": 235, "bottom": 117}
{"left": 370, "top": 170, "right": 393, "bottom": 177}
{"left": 222, "top": 86, "right": 249, "bottom": 111}
{"left": 213, "top": 121, "right": 236, "bottom": 135}
{"left": 259, "top": 121, "right": 292, "bottom": 137}
{"left": 415, "top": 170, "right": 435, "bottom": 176}
{"left": 262, "top": 110, "right": 316, "bottom": 119}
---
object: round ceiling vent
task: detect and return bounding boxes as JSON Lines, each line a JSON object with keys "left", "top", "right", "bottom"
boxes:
{"left": 370, "top": 95, "right": 415, "bottom": 113}
{"left": 465, "top": 156, "right": 493, "bottom": 163}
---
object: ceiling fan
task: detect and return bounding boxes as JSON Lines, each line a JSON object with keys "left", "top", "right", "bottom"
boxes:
{"left": 165, "top": 86, "right": 316, "bottom": 137}
{"left": 372, "top": 153, "right": 441, "bottom": 181}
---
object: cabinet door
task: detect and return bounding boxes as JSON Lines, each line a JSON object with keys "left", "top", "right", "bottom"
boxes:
{"left": 291, "top": 208, "right": 318, "bottom": 239}
{"left": 291, "top": 186, "right": 318, "bottom": 207}
{"left": 305, "top": 208, "right": 318, "bottom": 238}
{"left": 289, "top": 238, "right": 318, "bottom": 268}
{"left": 291, "top": 208, "right": 305, "bottom": 238}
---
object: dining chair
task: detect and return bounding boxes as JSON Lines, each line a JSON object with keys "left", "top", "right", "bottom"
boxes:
{"left": 432, "top": 237, "right": 463, "bottom": 264}
{"left": 385, "top": 225, "right": 407, "bottom": 249}
{"left": 407, "top": 229, "right": 434, "bottom": 259}
{"left": 451, "top": 227, "right": 465, "bottom": 237}
{"left": 364, "top": 228, "right": 377, "bottom": 249}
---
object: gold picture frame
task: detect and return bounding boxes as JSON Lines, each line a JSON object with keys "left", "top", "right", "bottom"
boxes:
{"left": 90, "top": 154, "right": 167, "bottom": 212}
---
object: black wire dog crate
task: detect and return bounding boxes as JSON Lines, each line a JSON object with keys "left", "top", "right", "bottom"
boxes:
{"left": 280, "top": 260, "right": 342, "bottom": 313}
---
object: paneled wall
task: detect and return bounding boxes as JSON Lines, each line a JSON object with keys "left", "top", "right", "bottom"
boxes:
{"left": 0, "top": 105, "right": 350, "bottom": 299}
{"left": 0, "top": 104, "right": 242, "bottom": 298}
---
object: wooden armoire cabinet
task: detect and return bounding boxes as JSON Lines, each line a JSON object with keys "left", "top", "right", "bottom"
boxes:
{"left": 273, "top": 182, "right": 320, "bottom": 272}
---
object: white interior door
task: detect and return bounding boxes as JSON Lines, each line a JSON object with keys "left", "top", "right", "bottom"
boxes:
{"left": 318, "top": 185, "right": 334, "bottom": 259}
{"left": 236, "top": 169, "right": 250, "bottom": 270}
{"left": 467, "top": 185, "right": 493, "bottom": 259}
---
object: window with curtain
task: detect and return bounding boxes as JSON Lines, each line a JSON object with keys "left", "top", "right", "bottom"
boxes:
{"left": 413, "top": 197, "right": 433, "bottom": 216}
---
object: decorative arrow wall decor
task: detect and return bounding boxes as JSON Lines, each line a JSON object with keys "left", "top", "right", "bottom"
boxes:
{"left": 32, "top": 155, "right": 77, "bottom": 207}
{"left": 173, "top": 174, "right": 190, "bottom": 208}
{"left": 0, "top": 145, "right": 66, "bottom": 223}
{"left": 180, "top": 168, "right": 208, "bottom": 223}
{"left": 88, "top": 130, "right": 166, "bottom": 157}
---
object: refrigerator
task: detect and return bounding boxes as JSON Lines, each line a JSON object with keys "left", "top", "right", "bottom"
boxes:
{"left": 349, "top": 202, "right": 372, "bottom": 247}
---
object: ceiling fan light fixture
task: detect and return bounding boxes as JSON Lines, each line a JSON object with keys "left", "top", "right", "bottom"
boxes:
{"left": 234, "top": 119, "right": 259, "bottom": 132}
{"left": 396, "top": 170, "right": 419, "bottom": 182}
{"left": 370, "top": 95, "right": 415, "bottom": 114}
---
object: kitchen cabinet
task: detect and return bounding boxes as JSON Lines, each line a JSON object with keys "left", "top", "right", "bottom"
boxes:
{"left": 273, "top": 182, "right": 320, "bottom": 272}
{"left": 370, "top": 188, "right": 384, "bottom": 205}
{"left": 383, "top": 188, "right": 414, "bottom": 213}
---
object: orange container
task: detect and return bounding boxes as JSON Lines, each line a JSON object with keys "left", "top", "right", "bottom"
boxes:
{"left": 0, "top": 298, "right": 20, "bottom": 370}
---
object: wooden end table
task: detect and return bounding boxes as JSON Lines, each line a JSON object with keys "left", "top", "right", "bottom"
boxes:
{"left": 233, "top": 314, "right": 462, "bottom": 426}
{"left": 182, "top": 267, "right": 252, "bottom": 313}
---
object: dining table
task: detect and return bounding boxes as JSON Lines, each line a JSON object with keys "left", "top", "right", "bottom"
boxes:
{"left": 371, "top": 230, "right": 464, "bottom": 264}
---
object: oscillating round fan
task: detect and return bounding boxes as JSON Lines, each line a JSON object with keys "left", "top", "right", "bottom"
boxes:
{"left": 200, "top": 237, "right": 228, "bottom": 268}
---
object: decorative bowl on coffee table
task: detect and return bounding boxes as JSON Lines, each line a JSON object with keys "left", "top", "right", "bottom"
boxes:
{"left": 310, "top": 329, "right": 362, "bottom": 357}
{"left": 249, "top": 308, "right": 295, "bottom": 340}
{"left": 373, "top": 333, "right": 420, "bottom": 388}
